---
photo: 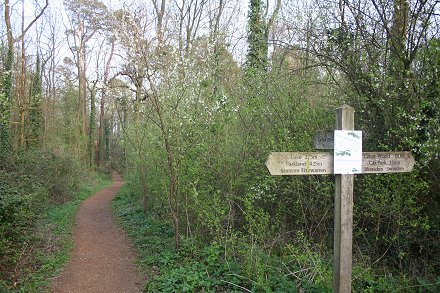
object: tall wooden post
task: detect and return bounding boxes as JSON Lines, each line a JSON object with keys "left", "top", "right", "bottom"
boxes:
{"left": 266, "top": 105, "right": 414, "bottom": 292}
{"left": 334, "top": 105, "right": 354, "bottom": 292}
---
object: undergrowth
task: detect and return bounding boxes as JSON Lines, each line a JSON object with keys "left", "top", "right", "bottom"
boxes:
{"left": 112, "top": 184, "right": 248, "bottom": 292}
{"left": 113, "top": 182, "right": 440, "bottom": 292}
{"left": 0, "top": 170, "right": 112, "bottom": 293}
{"left": 112, "top": 184, "right": 332, "bottom": 292}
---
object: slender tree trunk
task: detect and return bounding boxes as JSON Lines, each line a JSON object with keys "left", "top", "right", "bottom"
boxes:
{"left": 77, "top": 20, "right": 88, "bottom": 159}
{"left": 98, "top": 99, "right": 105, "bottom": 166}
{"left": 19, "top": 0, "right": 26, "bottom": 148}
{"left": 212, "top": 0, "right": 224, "bottom": 98}
{"left": 88, "top": 81, "right": 97, "bottom": 167}
{"left": 154, "top": 0, "right": 166, "bottom": 47}
{"left": 1, "top": 0, "right": 14, "bottom": 151}
{"left": 134, "top": 78, "right": 149, "bottom": 213}
{"left": 152, "top": 92, "right": 180, "bottom": 249}
{"left": 389, "top": 0, "right": 409, "bottom": 77}
{"left": 140, "top": 163, "right": 148, "bottom": 213}
{"left": 387, "top": 0, "right": 409, "bottom": 141}
{"left": 98, "top": 40, "right": 115, "bottom": 167}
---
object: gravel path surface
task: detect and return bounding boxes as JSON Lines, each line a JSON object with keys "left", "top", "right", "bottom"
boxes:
{"left": 51, "top": 172, "right": 143, "bottom": 293}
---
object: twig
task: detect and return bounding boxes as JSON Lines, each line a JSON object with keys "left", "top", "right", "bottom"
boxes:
{"left": 353, "top": 243, "right": 392, "bottom": 280}
{"left": 221, "top": 280, "right": 252, "bottom": 292}
{"left": 283, "top": 263, "right": 310, "bottom": 281}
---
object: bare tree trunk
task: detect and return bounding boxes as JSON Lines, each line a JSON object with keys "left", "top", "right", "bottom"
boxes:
{"left": 82, "top": 45, "right": 88, "bottom": 141}
{"left": 150, "top": 88, "right": 180, "bottom": 249}
{"left": 88, "top": 80, "right": 98, "bottom": 167}
{"left": 387, "top": 0, "right": 409, "bottom": 134}
{"left": 389, "top": 0, "right": 409, "bottom": 76}
{"left": 153, "top": 0, "right": 166, "bottom": 46}
{"left": 98, "top": 40, "right": 115, "bottom": 167}
{"left": 140, "top": 163, "right": 148, "bottom": 213}
{"left": 75, "top": 19, "right": 88, "bottom": 159}
{"left": 19, "top": 0, "right": 26, "bottom": 148}
{"left": 4, "top": 0, "right": 13, "bottom": 51}
{"left": 80, "top": 29, "right": 87, "bottom": 144}
{"left": 1, "top": 0, "right": 14, "bottom": 151}
{"left": 211, "top": 0, "right": 224, "bottom": 97}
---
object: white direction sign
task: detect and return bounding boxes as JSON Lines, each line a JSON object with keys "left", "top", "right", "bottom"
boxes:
{"left": 334, "top": 130, "right": 362, "bottom": 174}
{"left": 266, "top": 151, "right": 415, "bottom": 175}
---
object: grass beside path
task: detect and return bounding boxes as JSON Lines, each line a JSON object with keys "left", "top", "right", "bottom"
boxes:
{"left": 11, "top": 174, "right": 113, "bottom": 293}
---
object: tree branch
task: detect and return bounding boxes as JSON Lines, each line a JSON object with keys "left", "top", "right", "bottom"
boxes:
{"left": 14, "top": 0, "right": 49, "bottom": 43}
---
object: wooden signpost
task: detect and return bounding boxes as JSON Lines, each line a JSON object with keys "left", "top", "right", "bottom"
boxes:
{"left": 265, "top": 105, "right": 415, "bottom": 293}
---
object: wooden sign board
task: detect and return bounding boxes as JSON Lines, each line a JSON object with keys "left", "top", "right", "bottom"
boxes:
{"left": 266, "top": 151, "right": 414, "bottom": 175}
{"left": 314, "top": 130, "right": 334, "bottom": 149}
{"left": 362, "top": 152, "right": 415, "bottom": 174}
{"left": 265, "top": 152, "right": 333, "bottom": 175}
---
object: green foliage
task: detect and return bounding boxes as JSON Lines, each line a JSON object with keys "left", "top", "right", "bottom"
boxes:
{"left": 0, "top": 181, "right": 33, "bottom": 281}
{"left": 120, "top": 52, "right": 440, "bottom": 291}
{"left": 27, "top": 54, "right": 43, "bottom": 147}
{"left": 317, "top": 3, "right": 440, "bottom": 286}
{"left": 88, "top": 87, "right": 96, "bottom": 167}
{"left": 247, "top": 0, "right": 268, "bottom": 72}
{"left": 116, "top": 181, "right": 333, "bottom": 291}
{"left": 0, "top": 44, "right": 13, "bottom": 151}
{"left": 114, "top": 184, "right": 304, "bottom": 292}
{"left": 0, "top": 148, "right": 109, "bottom": 291}
{"left": 355, "top": 172, "right": 432, "bottom": 270}
{"left": 116, "top": 2, "right": 439, "bottom": 290}
{"left": 352, "top": 267, "right": 440, "bottom": 292}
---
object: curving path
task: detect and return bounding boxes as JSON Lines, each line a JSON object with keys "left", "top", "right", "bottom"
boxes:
{"left": 51, "top": 172, "right": 143, "bottom": 293}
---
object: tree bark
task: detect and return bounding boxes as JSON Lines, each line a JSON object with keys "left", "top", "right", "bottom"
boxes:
{"left": 1, "top": 0, "right": 14, "bottom": 151}
{"left": 20, "top": 0, "right": 27, "bottom": 148}
{"left": 98, "top": 40, "right": 115, "bottom": 167}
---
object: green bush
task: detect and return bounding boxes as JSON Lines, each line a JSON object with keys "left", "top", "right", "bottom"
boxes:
{"left": 0, "top": 181, "right": 32, "bottom": 281}
{"left": 0, "top": 149, "right": 97, "bottom": 290}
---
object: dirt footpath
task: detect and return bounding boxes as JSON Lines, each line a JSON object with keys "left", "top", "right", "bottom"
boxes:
{"left": 51, "top": 172, "right": 144, "bottom": 293}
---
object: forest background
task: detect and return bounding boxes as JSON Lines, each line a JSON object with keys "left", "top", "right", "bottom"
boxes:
{"left": 0, "top": 0, "right": 439, "bottom": 291}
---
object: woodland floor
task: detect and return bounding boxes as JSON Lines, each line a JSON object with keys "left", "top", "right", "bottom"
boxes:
{"left": 50, "top": 172, "right": 144, "bottom": 293}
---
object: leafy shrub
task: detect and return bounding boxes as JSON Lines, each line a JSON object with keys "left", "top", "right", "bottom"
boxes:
{"left": 0, "top": 181, "right": 33, "bottom": 282}
{"left": 114, "top": 184, "right": 319, "bottom": 292}
{"left": 0, "top": 149, "right": 94, "bottom": 290}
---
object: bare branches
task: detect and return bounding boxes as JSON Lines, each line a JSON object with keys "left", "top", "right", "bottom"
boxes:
{"left": 14, "top": 0, "right": 49, "bottom": 43}
{"left": 4, "top": 0, "right": 14, "bottom": 48}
